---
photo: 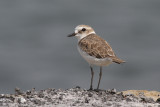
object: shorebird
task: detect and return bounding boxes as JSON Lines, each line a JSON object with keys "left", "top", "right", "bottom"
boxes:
{"left": 68, "top": 25, "right": 125, "bottom": 90}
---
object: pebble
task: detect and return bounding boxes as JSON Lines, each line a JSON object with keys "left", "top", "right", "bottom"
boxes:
{"left": 88, "top": 93, "right": 93, "bottom": 97}
{"left": 111, "top": 88, "right": 117, "bottom": 94}
{"left": 18, "top": 97, "right": 26, "bottom": 103}
{"left": 156, "top": 98, "right": 160, "bottom": 103}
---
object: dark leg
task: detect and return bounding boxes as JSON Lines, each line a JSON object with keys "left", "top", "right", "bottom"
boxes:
{"left": 97, "top": 66, "right": 102, "bottom": 90}
{"left": 89, "top": 66, "right": 94, "bottom": 90}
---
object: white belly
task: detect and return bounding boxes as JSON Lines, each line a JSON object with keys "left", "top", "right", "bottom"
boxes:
{"left": 77, "top": 46, "right": 112, "bottom": 66}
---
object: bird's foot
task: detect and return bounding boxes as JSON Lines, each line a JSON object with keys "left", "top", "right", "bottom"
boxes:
{"left": 88, "top": 87, "right": 93, "bottom": 91}
{"left": 94, "top": 88, "right": 105, "bottom": 92}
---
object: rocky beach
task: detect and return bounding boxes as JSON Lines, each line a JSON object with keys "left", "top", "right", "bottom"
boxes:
{"left": 0, "top": 87, "right": 160, "bottom": 107}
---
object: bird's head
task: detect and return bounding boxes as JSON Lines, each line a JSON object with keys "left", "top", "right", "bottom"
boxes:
{"left": 68, "top": 25, "right": 96, "bottom": 41}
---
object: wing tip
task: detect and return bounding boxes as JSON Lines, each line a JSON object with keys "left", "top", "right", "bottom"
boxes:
{"left": 112, "top": 57, "right": 125, "bottom": 64}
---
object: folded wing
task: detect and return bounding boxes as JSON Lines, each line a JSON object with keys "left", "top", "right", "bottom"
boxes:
{"left": 78, "top": 34, "right": 125, "bottom": 64}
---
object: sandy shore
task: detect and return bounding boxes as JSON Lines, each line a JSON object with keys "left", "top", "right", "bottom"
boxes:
{"left": 0, "top": 86, "right": 160, "bottom": 107}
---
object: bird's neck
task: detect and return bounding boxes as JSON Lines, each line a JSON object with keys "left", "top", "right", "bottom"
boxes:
{"left": 77, "top": 32, "right": 96, "bottom": 41}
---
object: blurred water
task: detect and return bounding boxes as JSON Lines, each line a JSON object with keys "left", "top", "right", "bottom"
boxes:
{"left": 0, "top": 0, "right": 160, "bottom": 94}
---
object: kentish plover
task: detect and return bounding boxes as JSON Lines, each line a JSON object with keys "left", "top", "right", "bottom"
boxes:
{"left": 68, "top": 25, "right": 125, "bottom": 90}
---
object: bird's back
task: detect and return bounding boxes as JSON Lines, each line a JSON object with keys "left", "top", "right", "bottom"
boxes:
{"left": 78, "top": 34, "right": 125, "bottom": 64}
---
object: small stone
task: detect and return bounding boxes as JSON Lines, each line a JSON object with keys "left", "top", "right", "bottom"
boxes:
{"left": 139, "top": 92, "right": 145, "bottom": 98}
{"left": 116, "top": 103, "right": 122, "bottom": 107}
{"left": 33, "top": 99, "right": 41, "bottom": 105}
{"left": 0, "top": 94, "right": 4, "bottom": 98}
{"left": 106, "top": 89, "right": 111, "bottom": 93}
{"left": 156, "top": 98, "right": 160, "bottom": 103}
{"left": 5, "top": 94, "right": 10, "bottom": 98}
{"left": 88, "top": 93, "right": 92, "bottom": 97}
{"left": 72, "top": 103, "right": 76, "bottom": 106}
{"left": 9, "top": 95, "right": 15, "bottom": 102}
{"left": 141, "top": 97, "right": 154, "bottom": 103}
{"left": 126, "top": 97, "right": 132, "bottom": 102}
{"left": 26, "top": 90, "right": 31, "bottom": 95}
{"left": 59, "top": 95, "right": 63, "bottom": 100}
{"left": 147, "top": 98, "right": 155, "bottom": 103}
{"left": 106, "top": 102, "right": 112, "bottom": 106}
{"left": 76, "top": 86, "right": 81, "bottom": 89}
{"left": 125, "top": 93, "right": 134, "bottom": 97}
{"left": 75, "top": 100, "right": 80, "bottom": 103}
{"left": 102, "top": 97, "right": 106, "bottom": 102}
{"left": 111, "top": 88, "right": 116, "bottom": 94}
{"left": 38, "top": 92, "right": 44, "bottom": 98}
{"left": 46, "top": 97, "right": 52, "bottom": 102}
{"left": 52, "top": 92, "right": 57, "bottom": 95}
{"left": 15, "top": 87, "right": 23, "bottom": 95}
{"left": 47, "top": 88, "right": 55, "bottom": 94}
{"left": 18, "top": 97, "right": 26, "bottom": 103}
{"left": 85, "top": 98, "right": 89, "bottom": 103}
{"left": 31, "top": 88, "right": 36, "bottom": 94}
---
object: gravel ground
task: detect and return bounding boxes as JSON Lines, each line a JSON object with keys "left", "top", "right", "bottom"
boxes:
{"left": 0, "top": 86, "right": 160, "bottom": 107}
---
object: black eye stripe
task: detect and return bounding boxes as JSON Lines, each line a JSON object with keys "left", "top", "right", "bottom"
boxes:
{"left": 82, "top": 28, "right": 86, "bottom": 31}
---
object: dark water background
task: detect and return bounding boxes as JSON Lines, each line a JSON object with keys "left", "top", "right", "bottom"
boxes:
{"left": 0, "top": 0, "right": 160, "bottom": 94}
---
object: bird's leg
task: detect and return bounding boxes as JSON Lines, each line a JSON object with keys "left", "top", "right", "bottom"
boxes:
{"left": 97, "top": 66, "right": 102, "bottom": 90}
{"left": 89, "top": 66, "right": 94, "bottom": 90}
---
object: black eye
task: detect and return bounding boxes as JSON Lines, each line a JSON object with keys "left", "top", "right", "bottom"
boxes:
{"left": 82, "top": 28, "right": 86, "bottom": 31}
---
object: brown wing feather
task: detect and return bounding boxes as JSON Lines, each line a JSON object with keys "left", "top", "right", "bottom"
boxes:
{"left": 78, "top": 34, "right": 116, "bottom": 59}
{"left": 111, "top": 56, "right": 125, "bottom": 64}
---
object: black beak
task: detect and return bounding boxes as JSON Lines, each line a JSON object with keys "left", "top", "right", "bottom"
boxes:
{"left": 67, "top": 33, "right": 76, "bottom": 37}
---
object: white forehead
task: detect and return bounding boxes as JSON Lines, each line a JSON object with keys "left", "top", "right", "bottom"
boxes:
{"left": 75, "top": 26, "right": 83, "bottom": 31}
{"left": 74, "top": 26, "right": 84, "bottom": 33}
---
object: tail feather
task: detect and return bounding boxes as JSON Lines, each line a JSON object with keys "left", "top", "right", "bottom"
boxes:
{"left": 111, "top": 57, "right": 125, "bottom": 64}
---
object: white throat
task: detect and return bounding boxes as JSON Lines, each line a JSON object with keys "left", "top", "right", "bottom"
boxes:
{"left": 76, "top": 31, "right": 95, "bottom": 41}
